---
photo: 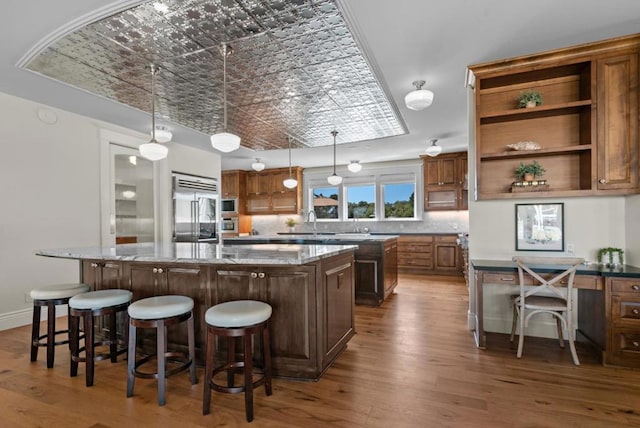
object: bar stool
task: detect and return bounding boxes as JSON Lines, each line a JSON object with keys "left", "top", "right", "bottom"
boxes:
{"left": 127, "top": 295, "right": 197, "bottom": 406}
{"left": 69, "top": 289, "right": 132, "bottom": 386}
{"left": 30, "top": 283, "right": 91, "bottom": 368}
{"left": 203, "top": 300, "right": 273, "bottom": 422}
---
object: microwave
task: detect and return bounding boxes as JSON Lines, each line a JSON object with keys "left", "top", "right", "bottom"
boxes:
{"left": 221, "top": 217, "right": 238, "bottom": 232}
{"left": 221, "top": 198, "right": 238, "bottom": 214}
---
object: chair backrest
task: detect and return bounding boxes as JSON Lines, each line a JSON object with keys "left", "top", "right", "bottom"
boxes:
{"left": 512, "top": 256, "right": 585, "bottom": 306}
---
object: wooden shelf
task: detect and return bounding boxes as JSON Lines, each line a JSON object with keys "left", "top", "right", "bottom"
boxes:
{"left": 480, "top": 100, "right": 591, "bottom": 124}
{"left": 480, "top": 144, "right": 592, "bottom": 161}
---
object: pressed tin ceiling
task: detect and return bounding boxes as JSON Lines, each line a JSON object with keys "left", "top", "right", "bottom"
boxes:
{"left": 24, "top": 0, "right": 406, "bottom": 150}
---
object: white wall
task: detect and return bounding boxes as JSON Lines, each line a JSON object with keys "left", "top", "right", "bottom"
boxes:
{"left": 0, "top": 91, "right": 220, "bottom": 330}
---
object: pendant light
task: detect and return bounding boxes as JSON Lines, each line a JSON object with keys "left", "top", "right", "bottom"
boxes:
{"left": 210, "top": 43, "right": 241, "bottom": 153}
{"left": 327, "top": 130, "right": 342, "bottom": 185}
{"left": 153, "top": 125, "right": 172, "bottom": 143}
{"left": 283, "top": 137, "right": 298, "bottom": 189}
{"left": 139, "top": 63, "right": 168, "bottom": 161}
{"left": 425, "top": 139, "right": 442, "bottom": 157}
{"left": 251, "top": 158, "right": 265, "bottom": 171}
{"left": 347, "top": 160, "right": 362, "bottom": 173}
{"left": 405, "top": 80, "right": 434, "bottom": 111}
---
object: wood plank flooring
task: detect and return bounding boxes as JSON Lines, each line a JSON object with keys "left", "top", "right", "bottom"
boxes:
{"left": 2, "top": 274, "right": 640, "bottom": 427}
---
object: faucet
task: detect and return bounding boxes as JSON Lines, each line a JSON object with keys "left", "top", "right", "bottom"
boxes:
{"left": 353, "top": 216, "right": 360, "bottom": 233}
{"left": 306, "top": 210, "right": 317, "bottom": 236}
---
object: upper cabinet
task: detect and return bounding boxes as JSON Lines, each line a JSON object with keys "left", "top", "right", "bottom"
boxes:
{"left": 421, "top": 152, "right": 468, "bottom": 210}
{"left": 469, "top": 34, "right": 640, "bottom": 200}
{"left": 246, "top": 167, "right": 303, "bottom": 215}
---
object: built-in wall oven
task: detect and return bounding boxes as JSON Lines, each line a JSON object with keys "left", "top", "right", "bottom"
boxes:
{"left": 221, "top": 217, "right": 238, "bottom": 233}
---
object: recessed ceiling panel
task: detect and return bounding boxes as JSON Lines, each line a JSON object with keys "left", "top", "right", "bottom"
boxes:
{"left": 25, "top": 0, "right": 406, "bottom": 149}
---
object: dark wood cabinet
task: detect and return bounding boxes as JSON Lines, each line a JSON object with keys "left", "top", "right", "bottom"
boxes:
{"left": 469, "top": 33, "right": 640, "bottom": 200}
{"left": 434, "top": 235, "right": 460, "bottom": 273}
{"left": 82, "top": 260, "right": 124, "bottom": 290}
{"left": 383, "top": 240, "right": 398, "bottom": 297}
{"left": 221, "top": 170, "right": 246, "bottom": 199}
{"left": 605, "top": 277, "right": 640, "bottom": 368}
{"left": 596, "top": 53, "right": 639, "bottom": 191}
{"left": 322, "top": 256, "right": 354, "bottom": 366}
{"left": 422, "top": 152, "right": 467, "bottom": 210}
{"left": 246, "top": 167, "right": 303, "bottom": 215}
{"left": 397, "top": 235, "right": 462, "bottom": 276}
{"left": 351, "top": 238, "right": 397, "bottom": 306}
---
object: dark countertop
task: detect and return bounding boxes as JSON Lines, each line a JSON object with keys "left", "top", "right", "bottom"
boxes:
{"left": 276, "top": 232, "right": 462, "bottom": 236}
{"left": 472, "top": 259, "right": 640, "bottom": 278}
{"left": 227, "top": 234, "right": 398, "bottom": 245}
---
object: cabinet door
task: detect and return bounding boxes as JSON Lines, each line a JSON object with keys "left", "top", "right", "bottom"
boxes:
{"left": 597, "top": 54, "right": 639, "bottom": 190}
{"left": 424, "top": 187, "right": 458, "bottom": 210}
{"left": 213, "top": 267, "right": 259, "bottom": 303}
{"left": 221, "top": 171, "right": 239, "bottom": 197}
{"left": 128, "top": 264, "right": 161, "bottom": 301}
{"left": 383, "top": 241, "right": 398, "bottom": 295}
{"left": 271, "top": 192, "right": 297, "bottom": 214}
{"left": 246, "top": 172, "right": 270, "bottom": 195}
{"left": 83, "top": 260, "right": 124, "bottom": 290}
{"left": 246, "top": 194, "right": 271, "bottom": 214}
{"left": 323, "top": 260, "right": 353, "bottom": 364}
{"left": 434, "top": 243, "right": 459, "bottom": 272}
{"left": 425, "top": 157, "right": 457, "bottom": 186}
{"left": 458, "top": 155, "right": 469, "bottom": 210}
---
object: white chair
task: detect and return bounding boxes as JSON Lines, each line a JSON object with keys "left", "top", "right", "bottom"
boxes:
{"left": 509, "top": 256, "right": 584, "bottom": 365}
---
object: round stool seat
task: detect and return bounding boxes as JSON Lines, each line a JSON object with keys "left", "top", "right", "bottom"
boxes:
{"left": 128, "top": 295, "right": 194, "bottom": 320}
{"left": 30, "top": 283, "right": 90, "bottom": 300}
{"left": 205, "top": 300, "right": 272, "bottom": 328}
{"left": 69, "top": 289, "right": 132, "bottom": 310}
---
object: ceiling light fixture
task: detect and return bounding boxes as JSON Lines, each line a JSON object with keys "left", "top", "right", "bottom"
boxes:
{"left": 327, "top": 130, "right": 342, "bottom": 185}
{"left": 405, "top": 80, "right": 434, "bottom": 111}
{"left": 347, "top": 160, "right": 362, "bottom": 173}
{"left": 425, "top": 139, "right": 442, "bottom": 157}
{"left": 153, "top": 125, "right": 172, "bottom": 143}
{"left": 210, "top": 43, "right": 241, "bottom": 153}
{"left": 251, "top": 158, "right": 265, "bottom": 171}
{"left": 283, "top": 137, "right": 298, "bottom": 189}
{"left": 139, "top": 64, "right": 168, "bottom": 161}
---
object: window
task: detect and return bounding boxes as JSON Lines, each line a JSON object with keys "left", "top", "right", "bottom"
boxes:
{"left": 311, "top": 186, "right": 339, "bottom": 219}
{"left": 383, "top": 182, "right": 415, "bottom": 219}
{"left": 346, "top": 184, "right": 375, "bottom": 219}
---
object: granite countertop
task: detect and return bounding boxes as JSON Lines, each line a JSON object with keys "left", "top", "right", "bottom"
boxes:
{"left": 36, "top": 242, "right": 358, "bottom": 265}
{"left": 471, "top": 259, "right": 640, "bottom": 278}
{"left": 226, "top": 234, "right": 398, "bottom": 245}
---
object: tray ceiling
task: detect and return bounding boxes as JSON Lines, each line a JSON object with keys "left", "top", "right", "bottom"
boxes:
{"left": 25, "top": 0, "right": 406, "bottom": 150}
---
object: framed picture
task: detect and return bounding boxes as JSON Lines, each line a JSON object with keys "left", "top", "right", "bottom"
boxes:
{"left": 515, "top": 203, "right": 564, "bottom": 251}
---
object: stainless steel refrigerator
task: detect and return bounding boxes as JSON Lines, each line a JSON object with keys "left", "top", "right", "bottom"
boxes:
{"left": 172, "top": 172, "right": 219, "bottom": 242}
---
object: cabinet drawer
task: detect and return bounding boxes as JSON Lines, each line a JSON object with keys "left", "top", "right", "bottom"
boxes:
{"left": 482, "top": 272, "right": 600, "bottom": 289}
{"left": 398, "top": 257, "right": 433, "bottom": 267}
{"left": 607, "top": 328, "right": 640, "bottom": 368}
{"left": 398, "top": 252, "right": 432, "bottom": 260}
{"left": 611, "top": 295, "right": 640, "bottom": 325}
{"left": 398, "top": 236, "right": 434, "bottom": 245}
{"left": 434, "top": 235, "right": 457, "bottom": 243}
{"left": 398, "top": 244, "right": 432, "bottom": 253}
{"left": 559, "top": 275, "right": 602, "bottom": 290}
{"left": 610, "top": 278, "right": 640, "bottom": 294}
{"left": 482, "top": 273, "right": 521, "bottom": 285}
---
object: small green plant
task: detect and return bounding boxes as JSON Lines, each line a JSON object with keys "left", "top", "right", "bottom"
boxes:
{"left": 518, "top": 90, "right": 543, "bottom": 108}
{"left": 597, "top": 247, "right": 624, "bottom": 265}
{"left": 285, "top": 218, "right": 297, "bottom": 227}
{"left": 514, "top": 160, "right": 546, "bottom": 180}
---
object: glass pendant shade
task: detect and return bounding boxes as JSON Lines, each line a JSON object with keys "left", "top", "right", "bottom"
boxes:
{"left": 140, "top": 64, "right": 168, "bottom": 161}
{"left": 347, "top": 160, "right": 362, "bottom": 173}
{"left": 405, "top": 80, "right": 434, "bottom": 111}
{"left": 210, "top": 132, "right": 241, "bottom": 152}
{"left": 139, "top": 141, "right": 168, "bottom": 160}
{"left": 251, "top": 158, "right": 265, "bottom": 171}
{"left": 153, "top": 126, "right": 172, "bottom": 143}
{"left": 327, "top": 173, "right": 342, "bottom": 185}
{"left": 283, "top": 177, "right": 298, "bottom": 189}
{"left": 211, "top": 43, "right": 241, "bottom": 153}
{"left": 425, "top": 139, "right": 442, "bottom": 157}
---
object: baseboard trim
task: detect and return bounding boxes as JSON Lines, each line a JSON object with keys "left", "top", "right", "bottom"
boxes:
{"left": 0, "top": 306, "right": 68, "bottom": 331}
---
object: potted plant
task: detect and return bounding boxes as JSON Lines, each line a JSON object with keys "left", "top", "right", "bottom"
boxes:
{"left": 517, "top": 90, "right": 543, "bottom": 108}
{"left": 515, "top": 160, "right": 545, "bottom": 181}
{"left": 285, "top": 217, "right": 297, "bottom": 232}
{"left": 597, "top": 247, "right": 624, "bottom": 267}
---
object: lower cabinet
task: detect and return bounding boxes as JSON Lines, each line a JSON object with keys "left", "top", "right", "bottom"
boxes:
{"left": 397, "top": 235, "right": 462, "bottom": 276}
{"left": 353, "top": 238, "right": 398, "bottom": 305}
{"left": 322, "top": 255, "right": 355, "bottom": 367}
{"left": 606, "top": 277, "right": 640, "bottom": 368}
{"left": 82, "top": 260, "right": 125, "bottom": 290}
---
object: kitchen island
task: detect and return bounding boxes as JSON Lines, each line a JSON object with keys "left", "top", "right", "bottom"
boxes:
{"left": 224, "top": 234, "right": 398, "bottom": 306}
{"left": 37, "top": 242, "right": 357, "bottom": 380}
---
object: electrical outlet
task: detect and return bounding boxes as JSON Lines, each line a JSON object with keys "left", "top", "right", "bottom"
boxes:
{"left": 567, "top": 243, "right": 575, "bottom": 255}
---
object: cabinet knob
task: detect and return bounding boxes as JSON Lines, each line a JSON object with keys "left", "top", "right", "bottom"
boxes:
{"left": 633, "top": 341, "right": 640, "bottom": 348}
{"left": 251, "top": 272, "right": 258, "bottom": 278}
{"left": 157, "top": 268, "right": 164, "bottom": 274}
{"left": 91, "top": 262, "right": 98, "bottom": 268}
{"left": 633, "top": 309, "right": 639, "bottom": 315}
{"left": 599, "top": 178, "right": 606, "bottom": 184}
{"left": 258, "top": 272, "right": 265, "bottom": 279}
{"left": 632, "top": 285, "right": 640, "bottom": 291}
{"left": 153, "top": 268, "right": 158, "bottom": 274}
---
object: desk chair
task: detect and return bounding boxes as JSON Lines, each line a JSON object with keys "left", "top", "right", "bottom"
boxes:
{"left": 510, "top": 256, "right": 584, "bottom": 365}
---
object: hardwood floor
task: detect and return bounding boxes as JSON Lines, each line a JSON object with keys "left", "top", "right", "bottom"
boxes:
{"left": 2, "top": 274, "right": 640, "bottom": 427}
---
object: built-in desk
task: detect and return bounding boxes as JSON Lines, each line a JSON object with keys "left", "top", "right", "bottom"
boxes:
{"left": 472, "top": 259, "right": 640, "bottom": 368}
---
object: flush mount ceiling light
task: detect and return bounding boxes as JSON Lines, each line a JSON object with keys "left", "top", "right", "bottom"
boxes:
{"left": 283, "top": 137, "right": 298, "bottom": 189}
{"left": 139, "top": 64, "right": 168, "bottom": 161}
{"left": 347, "top": 160, "right": 362, "bottom": 173}
{"left": 210, "top": 43, "right": 241, "bottom": 153}
{"left": 153, "top": 125, "right": 172, "bottom": 143}
{"left": 327, "top": 130, "right": 342, "bottom": 185}
{"left": 425, "top": 139, "right": 442, "bottom": 157}
{"left": 251, "top": 158, "right": 265, "bottom": 171}
{"left": 405, "top": 80, "right": 434, "bottom": 111}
